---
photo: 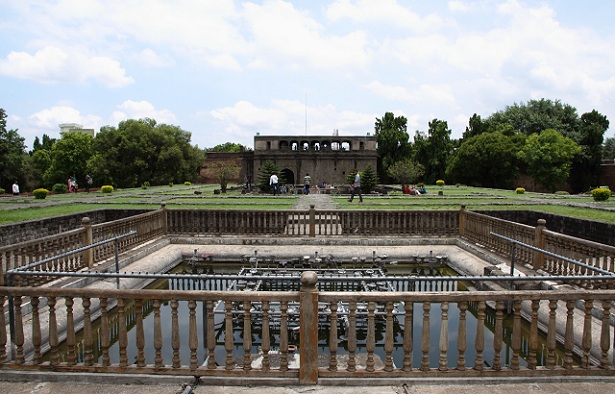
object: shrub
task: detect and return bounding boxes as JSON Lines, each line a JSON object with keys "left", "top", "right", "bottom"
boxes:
{"left": 515, "top": 187, "right": 525, "bottom": 194}
{"left": 52, "top": 183, "right": 68, "bottom": 194}
{"left": 33, "top": 188, "right": 49, "bottom": 199}
{"left": 436, "top": 180, "right": 445, "bottom": 187}
{"left": 554, "top": 190, "right": 569, "bottom": 195}
{"left": 184, "top": 181, "right": 192, "bottom": 186}
{"left": 101, "top": 185, "right": 114, "bottom": 193}
{"left": 169, "top": 182, "right": 174, "bottom": 187}
{"left": 0, "top": 187, "right": 5, "bottom": 194}
{"left": 591, "top": 187, "right": 611, "bottom": 201}
{"left": 141, "top": 181, "right": 150, "bottom": 189}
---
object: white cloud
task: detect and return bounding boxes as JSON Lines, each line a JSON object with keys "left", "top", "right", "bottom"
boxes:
{"left": 135, "top": 49, "right": 175, "bottom": 68}
{"left": 110, "top": 100, "right": 177, "bottom": 125}
{"left": 0, "top": 46, "right": 133, "bottom": 87}
{"left": 29, "top": 106, "right": 102, "bottom": 131}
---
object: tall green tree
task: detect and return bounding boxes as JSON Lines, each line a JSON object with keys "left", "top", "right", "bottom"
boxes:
{"left": 210, "top": 161, "right": 240, "bottom": 193}
{"left": 603, "top": 137, "right": 615, "bottom": 160}
{"left": 446, "top": 132, "right": 524, "bottom": 189}
{"left": 88, "top": 118, "right": 203, "bottom": 188}
{"left": 413, "top": 119, "right": 452, "bottom": 184}
{"left": 256, "top": 160, "right": 283, "bottom": 193}
{"left": 518, "top": 129, "right": 581, "bottom": 191}
{"left": 387, "top": 159, "right": 424, "bottom": 188}
{"left": 43, "top": 131, "right": 93, "bottom": 188}
{"left": 488, "top": 99, "right": 579, "bottom": 136}
{"left": 568, "top": 110, "right": 609, "bottom": 192}
{"left": 0, "top": 108, "right": 27, "bottom": 191}
{"left": 374, "top": 112, "right": 412, "bottom": 182}
{"left": 208, "top": 142, "right": 249, "bottom": 152}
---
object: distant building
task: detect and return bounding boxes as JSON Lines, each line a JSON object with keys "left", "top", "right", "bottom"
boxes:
{"left": 252, "top": 133, "right": 377, "bottom": 187}
{"left": 199, "top": 133, "right": 378, "bottom": 190}
{"left": 59, "top": 123, "right": 95, "bottom": 137}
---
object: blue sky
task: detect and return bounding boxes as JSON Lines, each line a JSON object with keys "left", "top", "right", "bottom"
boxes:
{"left": 2, "top": 0, "right": 614, "bottom": 150}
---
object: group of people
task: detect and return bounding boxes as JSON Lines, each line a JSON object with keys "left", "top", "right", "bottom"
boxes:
{"left": 405, "top": 184, "right": 427, "bottom": 195}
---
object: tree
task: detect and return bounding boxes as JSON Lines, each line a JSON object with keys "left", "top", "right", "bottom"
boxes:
{"left": 0, "top": 108, "right": 27, "bottom": 191}
{"left": 256, "top": 160, "right": 283, "bottom": 193}
{"left": 210, "top": 161, "right": 240, "bottom": 193}
{"left": 603, "top": 137, "right": 615, "bottom": 160}
{"left": 208, "top": 142, "right": 249, "bottom": 152}
{"left": 462, "top": 114, "right": 488, "bottom": 140}
{"left": 518, "top": 129, "right": 581, "bottom": 191}
{"left": 446, "top": 132, "right": 524, "bottom": 189}
{"left": 43, "top": 131, "right": 93, "bottom": 188}
{"left": 374, "top": 112, "right": 412, "bottom": 182}
{"left": 568, "top": 110, "right": 609, "bottom": 192}
{"left": 346, "top": 165, "right": 378, "bottom": 194}
{"left": 488, "top": 99, "right": 579, "bottom": 136}
{"left": 413, "top": 119, "right": 452, "bottom": 184}
{"left": 88, "top": 118, "right": 204, "bottom": 188}
{"left": 387, "top": 159, "right": 425, "bottom": 188}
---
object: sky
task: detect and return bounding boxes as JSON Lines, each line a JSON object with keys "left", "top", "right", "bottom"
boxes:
{"left": 2, "top": 0, "right": 615, "bottom": 150}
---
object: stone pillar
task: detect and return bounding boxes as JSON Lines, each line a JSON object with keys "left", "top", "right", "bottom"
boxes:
{"left": 533, "top": 219, "right": 546, "bottom": 270}
{"left": 299, "top": 271, "right": 318, "bottom": 385}
{"left": 309, "top": 204, "right": 315, "bottom": 238}
{"left": 82, "top": 217, "right": 93, "bottom": 268}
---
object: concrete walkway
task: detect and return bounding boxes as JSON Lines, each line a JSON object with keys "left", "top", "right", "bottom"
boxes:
{"left": 293, "top": 192, "right": 339, "bottom": 210}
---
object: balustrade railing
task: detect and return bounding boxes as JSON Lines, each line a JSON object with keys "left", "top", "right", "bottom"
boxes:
{"left": 0, "top": 276, "right": 613, "bottom": 384}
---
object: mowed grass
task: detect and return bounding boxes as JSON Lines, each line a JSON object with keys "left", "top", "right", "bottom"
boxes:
{"left": 1, "top": 184, "right": 613, "bottom": 224}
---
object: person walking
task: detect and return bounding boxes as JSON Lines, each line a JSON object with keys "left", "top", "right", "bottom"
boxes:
{"left": 348, "top": 171, "right": 363, "bottom": 203}
{"left": 12, "top": 181, "right": 19, "bottom": 196}
{"left": 303, "top": 173, "right": 311, "bottom": 195}
{"left": 85, "top": 174, "right": 93, "bottom": 193}
{"left": 269, "top": 173, "right": 279, "bottom": 195}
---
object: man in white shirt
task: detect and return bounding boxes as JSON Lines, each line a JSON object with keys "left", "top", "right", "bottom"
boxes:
{"left": 269, "top": 173, "right": 279, "bottom": 195}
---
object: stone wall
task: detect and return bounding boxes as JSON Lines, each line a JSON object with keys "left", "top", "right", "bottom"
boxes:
{"left": 479, "top": 210, "right": 615, "bottom": 247}
{"left": 0, "top": 209, "right": 151, "bottom": 247}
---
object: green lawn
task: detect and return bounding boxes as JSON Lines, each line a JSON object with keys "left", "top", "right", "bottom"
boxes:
{"left": 1, "top": 183, "right": 613, "bottom": 224}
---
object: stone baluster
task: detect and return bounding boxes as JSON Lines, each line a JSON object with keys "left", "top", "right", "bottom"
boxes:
{"left": 100, "top": 298, "right": 111, "bottom": 367}
{"left": 171, "top": 299, "right": 180, "bottom": 368}
{"left": 261, "top": 301, "right": 271, "bottom": 371}
{"left": 420, "top": 302, "right": 430, "bottom": 371}
{"left": 48, "top": 297, "right": 59, "bottom": 366}
{"left": 528, "top": 300, "right": 539, "bottom": 369}
{"left": 118, "top": 298, "right": 128, "bottom": 367}
{"left": 82, "top": 297, "right": 93, "bottom": 366}
{"left": 65, "top": 297, "right": 76, "bottom": 365}
{"left": 12, "top": 296, "right": 24, "bottom": 365}
{"left": 439, "top": 302, "right": 449, "bottom": 371}
{"left": 366, "top": 301, "right": 376, "bottom": 372}
{"left": 456, "top": 301, "right": 467, "bottom": 370}
{"left": 206, "top": 300, "right": 216, "bottom": 369}
{"left": 600, "top": 300, "right": 611, "bottom": 368}
{"left": 243, "top": 301, "right": 252, "bottom": 371}
{"left": 135, "top": 299, "right": 145, "bottom": 367}
{"left": 563, "top": 299, "right": 575, "bottom": 369}
{"left": 224, "top": 301, "right": 234, "bottom": 370}
{"left": 474, "top": 301, "right": 485, "bottom": 371}
{"left": 299, "top": 271, "right": 318, "bottom": 384}
{"left": 189, "top": 300, "right": 198, "bottom": 370}
{"left": 347, "top": 300, "right": 357, "bottom": 372}
{"left": 328, "top": 300, "right": 338, "bottom": 371}
{"left": 493, "top": 301, "right": 504, "bottom": 371}
{"left": 511, "top": 299, "right": 522, "bottom": 370}
{"left": 0, "top": 295, "right": 6, "bottom": 363}
{"left": 582, "top": 300, "right": 593, "bottom": 369}
{"left": 31, "top": 296, "right": 41, "bottom": 364}
{"left": 402, "top": 302, "right": 413, "bottom": 371}
{"left": 546, "top": 300, "right": 557, "bottom": 369}
{"left": 384, "top": 301, "right": 394, "bottom": 372}
{"left": 279, "top": 301, "right": 289, "bottom": 371}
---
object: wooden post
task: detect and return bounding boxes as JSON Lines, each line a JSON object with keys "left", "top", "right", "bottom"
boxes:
{"left": 299, "top": 271, "right": 318, "bottom": 385}
{"left": 82, "top": 217, "right": 93, "bottom": 269}
{"left": 459, "top": 204, "right": 466, "bottom": 238}
{"left": 309, "top": 204, "right": 315, "bottom": 237}
{"left": 533, "top": 219, "right": 546, "bottom": 270}
{"left": 160, "top": 202, "right": 168, "bottom": 234}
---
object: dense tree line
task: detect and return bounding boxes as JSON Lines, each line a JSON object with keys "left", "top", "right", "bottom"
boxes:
{"left": 0, "top": 112, "right": 204, "bottom": 192}
{"left": 377, "top": 99, "right": 611, "bottom": 193}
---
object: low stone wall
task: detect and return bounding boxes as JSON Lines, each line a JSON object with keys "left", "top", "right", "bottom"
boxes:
{"left": 0, "top": 209, "right": 152, "bottom": 247}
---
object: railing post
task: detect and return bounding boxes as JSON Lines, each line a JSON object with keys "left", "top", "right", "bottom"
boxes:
{"left": 533, "top": 219, "right": 546, "bottom": 270}
{"left": 299, "top": 271, "right": 318, "bottom": 385}
{"left": 160, "top": 202, "right": 168, "bottom": 234}
{"left": 309, "top": 205, "right": 315, "bottom": 237}
{"left": 82, "top": 217, "right": 93, "bottom": 269}
{"left": 459, "top": 204, "right": 466, "bottom": 237}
